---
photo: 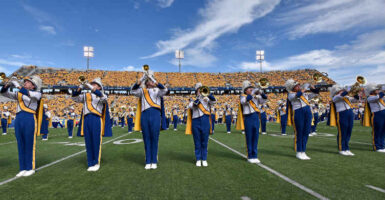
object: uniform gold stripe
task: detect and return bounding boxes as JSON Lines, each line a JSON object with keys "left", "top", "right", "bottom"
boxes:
{"left": 86, "top": 93, "right": 102, "bottom": 116}
{"left": 142, "top": 88, "right": 161, "bottom": 109}
{"left": 17, "top": 93, "right": 36, "bottom": 114}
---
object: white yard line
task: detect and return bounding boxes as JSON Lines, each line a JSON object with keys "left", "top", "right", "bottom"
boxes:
{"left": 0, "top": 133, "right": 131, "bottom": 186}
{"left": 365, "top": 185, "right": 385, "bottom": 193}
{"left": 209, "top": 137, "right": 329, "bottom": 200}
{"left": 0, "top": 141, "right": 15, "bottom": 146}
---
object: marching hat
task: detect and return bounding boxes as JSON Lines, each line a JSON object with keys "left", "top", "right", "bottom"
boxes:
{"left": 329, "top": 84, "right": 344, "bottom": 97}
{"left": 364, "top": 83, "right": 379, "bottom": 97}
{"left": 242, "top": 80, "right": 254, "bottom": 92}
{"left": 91, "top": 77, "right": 103, "bottom": 90}
{"left": 24, "top": 75, "right": 42, "bottom": 91}
{"left": 194, "top": 82, "right": 202, "bottom": 90}
{"left": 284, "top": 79, "right": 299, "bottom": 92}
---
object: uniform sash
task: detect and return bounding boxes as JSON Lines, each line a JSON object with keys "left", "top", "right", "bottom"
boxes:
{"left": 235, "top": 103, "right": 245, "bottom": 131}
{"left": 300, "top": 96, "right": 310, "bottom": 106}
{"left": 328, "top": 103, "right": 337, "bottom": 127}
{"left": 142, "top": 87, "right": 161, "bottom": 109}
{"left": 343, "top": 97, "right": 353, "bottom": 109}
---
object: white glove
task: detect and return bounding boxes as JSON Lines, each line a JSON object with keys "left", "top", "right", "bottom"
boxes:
{"left": 149, "top": 75, "right": 157, "bottom": 84}
{"left": 84, "top": 83, "right": 94, "bottom": 90}
{"left": 78, "top": 84, "right": 84, "bottom": 90}
{"left": 140, "top": 74, "right": 147, "bottom": 83}
{"left": 11, "top": 80, "right": 21, "bottom": 88}
{"left": 203, "top": 97, "right": 209, "bottom": 102}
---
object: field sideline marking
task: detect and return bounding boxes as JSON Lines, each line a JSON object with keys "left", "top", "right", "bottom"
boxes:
{"left": 0, "top": 133, "right": 131, "bottom": 187}
{"left": 0, "top": 141, "right": 15, "bottom": 146}
{"left": 365, "top": 185, "right": 385, "bottom": 193}
{"left": 209, "top": 137, "right": 329, "bottom": 200}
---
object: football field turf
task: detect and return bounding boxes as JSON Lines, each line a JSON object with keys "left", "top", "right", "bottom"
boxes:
{"left": 0, "top": 121, "right": 384, "bottom": 200}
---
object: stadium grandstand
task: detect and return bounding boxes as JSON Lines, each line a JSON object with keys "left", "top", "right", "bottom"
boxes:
{"left": 0, "top": 65, "right": 335, "bottom": 120}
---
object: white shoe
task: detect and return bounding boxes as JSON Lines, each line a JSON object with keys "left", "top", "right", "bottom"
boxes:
{"left": 151, "top": 164, "right": 157, "bottom": 169}
{"left": 261, "top": 132, "right": 266, "bottom": 135}
{"left": 309, "top": 133, "right": 314, "bottom": 137}
{"left": 296, "top": 152, "right": 306, "bottom": 160}
{"left": 87, "top": 164, "right": 100, "bottom": 172}
{"left": 312, "top": 132, "right": 317, "bottom": 136}
{"left": 376, "top": 149, "right": 385, "bottom": 153}
{"left": 42, "top": 138, "right": 47, "bottom": 141}
{"left": 144, "top": 164, "right": 151, "bottom": 170}
{"left": 68, "top": 136, "right": 73, "bottom": 139}
{"left": 202, "top": 160, "right": 208, "bottom": 167}
{"left": 16, "top": 170, "right": 26, "bottom": 177}
{"left": 346, "top": 150, "right": 355, "bottom": 156}
{"left": 302, "top": 153, "right": 311, "bottom": 160}
{"left": 282, "top": 133, "right": 287, "bottom": 136}
{"left": 23, "top": 170, "right": 35, "bottom": 177}
{"left": 339, "top": 151, "right": 349, "bottom": 156}
{"left": 248, "top": 159, "right": 257, "bottom": 163}
{"left": 196, "top": 160, "right": 202, "bottom": 167}
{"left": 174, "top": 129, "right": 177, "bottom": 131}
{"left": 2, "top": 133, "right": 6, "bottom": 135}
{"left": 227, "top": 132, "right": 231, "bottom": 134}
{"left": 254, "top": 158, "right": 261, "bottom": 164}
{"left": 242, "top": 131, "right": 245, "bottom": 135}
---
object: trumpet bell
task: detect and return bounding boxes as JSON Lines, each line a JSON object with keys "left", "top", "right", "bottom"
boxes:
{"left": 78, "top": 75, "right": 86, "bottom": 83}
{"left": 0, "top": 72, "right": 6, "bottom": 81}
{"left": 143, "top": 64, "right": 149, "bottom": 72}
{"left": 199, "top": 86, "right": 210, "bottom": 97}
{"left": 356, "top": 75, "right": 366, "bottom": 85}
{"left": 259, "top": 78, "right": 269, "bottom": 89}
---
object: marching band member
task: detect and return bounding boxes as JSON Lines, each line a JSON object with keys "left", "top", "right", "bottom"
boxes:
{"left": 166, "top": 109, "right": 171, "bottom": 129}
{"left": 0, "top": 75, "right": 43, "bottom": 177}
{"left": 119, "top": 106, "right": 126, "bottom": 128}
{"left": 237, "top": 80, "right": 267, "bottom": 164}
{"left": 1, "top": 106, "right": 10, "bottom": 135}
{"left": 259, "top": 103, "right": 268, "bottom": 135}
{"left": 72, "top": 77, "right": 112, "bottom": 172}
{"left": 224, "top": 104, "right": 232, "bottom": 134}
{"left": 211, "top": 108, "right": 216, "bottom": 134}
{"left": 363, "top": 83, "right": 385, "bottom": 152}
{"left": 172, "top": 105, "right": 178, "bottom": 131}
{"left": 66, "top": 106, "right": 76, "bottom": 139}
{"left": 132, "top": 68, "right": 167, "bottom": 170}
{"left": 329, "top": 84, "right": 359, "bottom": 156}
{"left": 277, "top": 100, "right": 287, "bottom": 135}
{"left": 218, "top": 109, "right": 223, "bottom": 124}
{"left": 40, "top": 104, "right": 51, "bottom": 141}
{"left": 310, "top": 103, "right": 319, "bottom": 136}
{"left": 186, "top": 83, "right": 216, "bottom": 167}
{"left": 127, "top": 107, "right": 134, "bottom": 133}
{"left": 285, "top": 79, "right": 319, "bottom": 160}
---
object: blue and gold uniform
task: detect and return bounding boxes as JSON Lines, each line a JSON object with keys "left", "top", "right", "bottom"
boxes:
{"left": 259, "top": 104, "right": 268, "bottom": 134}
{"left": 277, "top": 100, "right": 287, "bottom": 135}
{"left": 72, "top": 78, "right": 112, "bottom": 171}
{"left": 186, "top": 82, "right": 216, "bottom": 167}
{"left": 132, "top": 70, "right": 167, "bottom": 169}
{"left": 363, "top": 84, "right": 385, "bottom": 152}
{"left": 127, "top": 108, "right": 134, "bottom": 133}
{"left": 286, "top": 79, "right": 319, "bottom": 160}
{"left": 224, "top": 106, "right": 232, "bottom": 133}
{"left": 40, "top": 104, "right": 51, "bottom": 140}
{"left": 1, "top": 107, "right": 11, "bottom": 135}
{"left": 0, "top": 75, "right": 43, "bottom": 177}
{"left": 66, "top": 107, "right": 76, "bottom": 138}
{"left": 329, "top": 84, "right": 359, "bottom": 156}
{"left": 172, "top": 106, "right": 178, "bottom": 131}
{"left": 236, "top": 80, "right": 267, "bottom": 163}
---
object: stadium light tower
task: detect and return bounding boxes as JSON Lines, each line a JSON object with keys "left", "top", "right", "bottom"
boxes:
{"left": 256, "top": 50, "right": 265, "bottom": 73}
{"left": 83, "top": 46, "right": 94, "bottom": 71}
{"left": 175, "top": 49, "right": 184, "bottom": 73}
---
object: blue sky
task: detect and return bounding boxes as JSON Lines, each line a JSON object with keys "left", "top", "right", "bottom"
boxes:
{"left": 0, "top": 0, "right": 384, "bottom": 85}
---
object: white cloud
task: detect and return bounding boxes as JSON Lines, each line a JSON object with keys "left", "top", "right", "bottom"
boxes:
{"left": 123, "top": 66, "right": 141, "bottom": 71}
{"left": 157, "top": 0, "right": 174, "bottom": 8}
{"left": 0, "top": 59, "right": 27, "bottom": 67}
{"left": 235, "top": 29, "right": 385, "bottom": 85}
{"left": 279, "top": 0, "right": 385, "bottom": 39}
{"left": 143, "top": 0, "right": 281, "bottom": 67}
{"left": 39, "top": 25, "right": 56, "bottom": 35}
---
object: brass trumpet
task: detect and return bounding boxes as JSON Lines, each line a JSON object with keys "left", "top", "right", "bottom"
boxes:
{"left": 199, "top": 86, "right": 210, "bottom": 97}
{"left": 349, "top": 75, "right": 366, "bottom": 96}
{"left": 258, "top": 78, "right": 269, "bottom": 89}
{"left": 143, "top": 64, "right": 150, "bottom": 76}
{"left": 312, "top": 72, "right": 328, "bottom": 83}
{"left": 0, "top": 72, "right": 6, "bottom": 82}
{"left": 78, "top": 75, "right": 87, "bottom": 84}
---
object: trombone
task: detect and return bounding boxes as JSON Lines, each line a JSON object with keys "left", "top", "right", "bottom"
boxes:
{"left": 143, "top": 64, "right": 150, "bottom": 76}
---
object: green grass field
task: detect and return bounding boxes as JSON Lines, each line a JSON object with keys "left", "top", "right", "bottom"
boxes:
{"left": 0, "top": 121, "right": 384, "bottom": 200}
